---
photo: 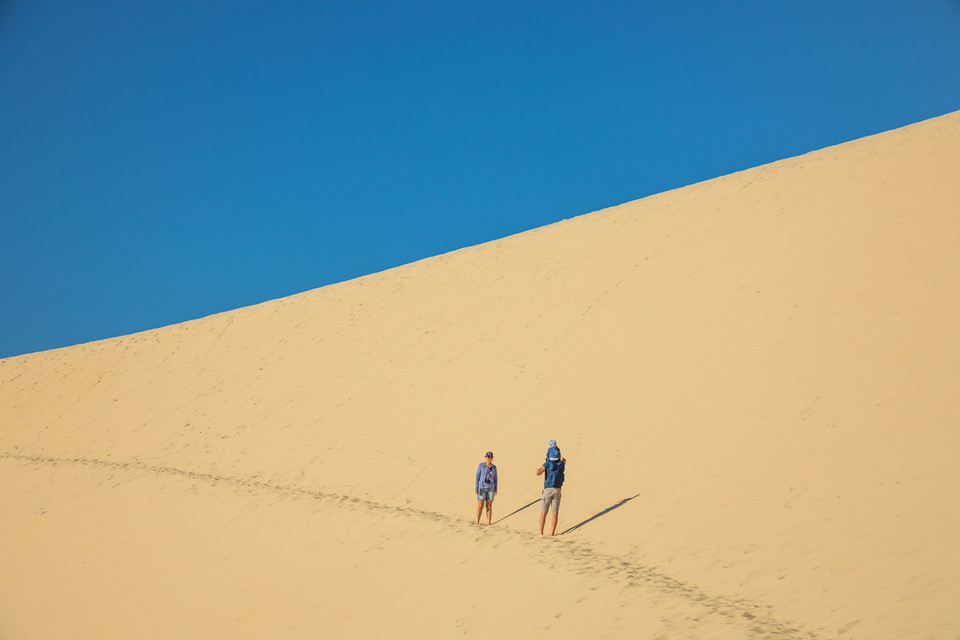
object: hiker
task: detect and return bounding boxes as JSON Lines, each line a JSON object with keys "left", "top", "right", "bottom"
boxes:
{"left": 475, "top": 451, "right": 498, "bottom": 525}
{"left": 536, "top": 440, "right": 566, "bottom": 535}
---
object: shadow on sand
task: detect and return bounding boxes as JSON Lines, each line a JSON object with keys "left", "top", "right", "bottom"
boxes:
{"left": 492, "top": 499, "right": 540, "bottom": 525}
{"left": 560, "top": 494, "right": 640, "bottom": 536}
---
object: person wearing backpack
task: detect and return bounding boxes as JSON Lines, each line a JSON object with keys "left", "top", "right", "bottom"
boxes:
{"left": 536, "top": 440, "right": 566, "bottom": 536}
{"left": 475, "top": 451, "right": 498, "bottom": 525}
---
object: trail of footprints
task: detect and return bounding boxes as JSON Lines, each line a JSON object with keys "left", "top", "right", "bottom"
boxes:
{"left": 3, "top": 452, "right": 820, "bottom": 640}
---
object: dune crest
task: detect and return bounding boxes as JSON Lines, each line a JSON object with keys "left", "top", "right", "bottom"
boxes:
{"left": 3, "top": 110, "right": 959, "bottom": 639}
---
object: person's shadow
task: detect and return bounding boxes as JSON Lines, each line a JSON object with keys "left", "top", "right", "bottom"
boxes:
{"left": 491, "top": 499, "right": 540, "bottom": 525}
{"left": 560, "top": 494, "right": 640, "bottom": 535}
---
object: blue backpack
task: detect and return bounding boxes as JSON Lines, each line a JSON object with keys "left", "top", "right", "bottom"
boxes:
{"left": 544, "top": 458, "right": 565, "bottom": 488}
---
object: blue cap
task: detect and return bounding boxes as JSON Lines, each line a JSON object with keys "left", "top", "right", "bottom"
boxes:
{"left": 548, "top": 440, "right": 556, "bottom": 447}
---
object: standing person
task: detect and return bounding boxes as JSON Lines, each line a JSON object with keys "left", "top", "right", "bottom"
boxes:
{"left": 475, "top": 451, "right": 498, "bottom": 525}
{"left": 536, "top": 440, "right": 566, "bottom": 536}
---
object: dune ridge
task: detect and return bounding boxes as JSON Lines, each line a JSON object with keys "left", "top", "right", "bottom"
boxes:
{"left": 2, "top": 110, "right": 959, "bottom": 639}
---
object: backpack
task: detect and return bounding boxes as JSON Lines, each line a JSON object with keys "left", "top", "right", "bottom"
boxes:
{"left": 546, "top": 446, "right": 561, "bottom": 462}
{"left": 544, "top": 459, "right": 565, "bottom": 488}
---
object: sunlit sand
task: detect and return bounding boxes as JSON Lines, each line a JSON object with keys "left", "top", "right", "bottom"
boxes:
{"left": 2, "top": 110, "right": 958, "bottom": 639}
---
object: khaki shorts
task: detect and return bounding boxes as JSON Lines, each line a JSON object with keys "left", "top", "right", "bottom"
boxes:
{"left": 541, "top": 487, "right": 562, "bottom": 513}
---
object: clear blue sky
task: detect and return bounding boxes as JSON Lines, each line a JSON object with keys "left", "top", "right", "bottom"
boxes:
{"left": 2, "top": 1, "right": 959, "bottom": 358}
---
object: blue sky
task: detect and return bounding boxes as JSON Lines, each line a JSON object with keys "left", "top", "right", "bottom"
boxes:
{"left": 2, "top": 1, "right": 959, "bottom": 358}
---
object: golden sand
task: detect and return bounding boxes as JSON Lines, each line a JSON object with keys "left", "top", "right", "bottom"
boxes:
{"left": 2, "top": 110, "right": 958, "bottom": 639}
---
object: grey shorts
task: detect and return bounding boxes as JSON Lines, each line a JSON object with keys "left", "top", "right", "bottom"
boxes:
{"left": 541, "top": 487, "right": 561, "bottom": 513}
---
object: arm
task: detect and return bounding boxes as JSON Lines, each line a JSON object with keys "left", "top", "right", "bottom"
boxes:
{"left": 535, "top": 464, "right": 545, "bottom": 476}
{"left": 475, "top": 464, "right": 481, "bottom": 493}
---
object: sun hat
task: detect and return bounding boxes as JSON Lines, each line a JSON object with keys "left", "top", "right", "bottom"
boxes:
{"left": 547, "top": 440, "right": 561, "bottom": 461}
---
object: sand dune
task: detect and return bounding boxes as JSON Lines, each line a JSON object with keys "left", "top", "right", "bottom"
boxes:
{"left": 2, "top": 110, "right": 959, "bottom": 639}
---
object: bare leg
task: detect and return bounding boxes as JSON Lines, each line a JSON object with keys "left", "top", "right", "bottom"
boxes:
{"left": 539, "top": 511, "right": 547, "bottom": 535}
{"left": 476, "top": 499, "right": 483, "bottom": 524}
{"left": 485, "top": 501, "right": 493, "bottom": 525}
{"left": 550, "top": 512, "right": 559, "bottom": 536}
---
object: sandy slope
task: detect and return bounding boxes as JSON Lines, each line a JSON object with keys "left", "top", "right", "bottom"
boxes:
{"left": 2, "top": 110, "right": 959, "bottom": 639}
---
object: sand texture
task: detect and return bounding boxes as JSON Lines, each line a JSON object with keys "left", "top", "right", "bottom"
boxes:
{"left": 2, "top": 110, "right": 959, "bottom": 639}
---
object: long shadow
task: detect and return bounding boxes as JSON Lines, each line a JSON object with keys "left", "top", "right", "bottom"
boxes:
{"left": 560, "top": 494, "right": 640, "bottom": 535}
{"left": 491, "top": 498, "right": 540, "bottom": 525}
